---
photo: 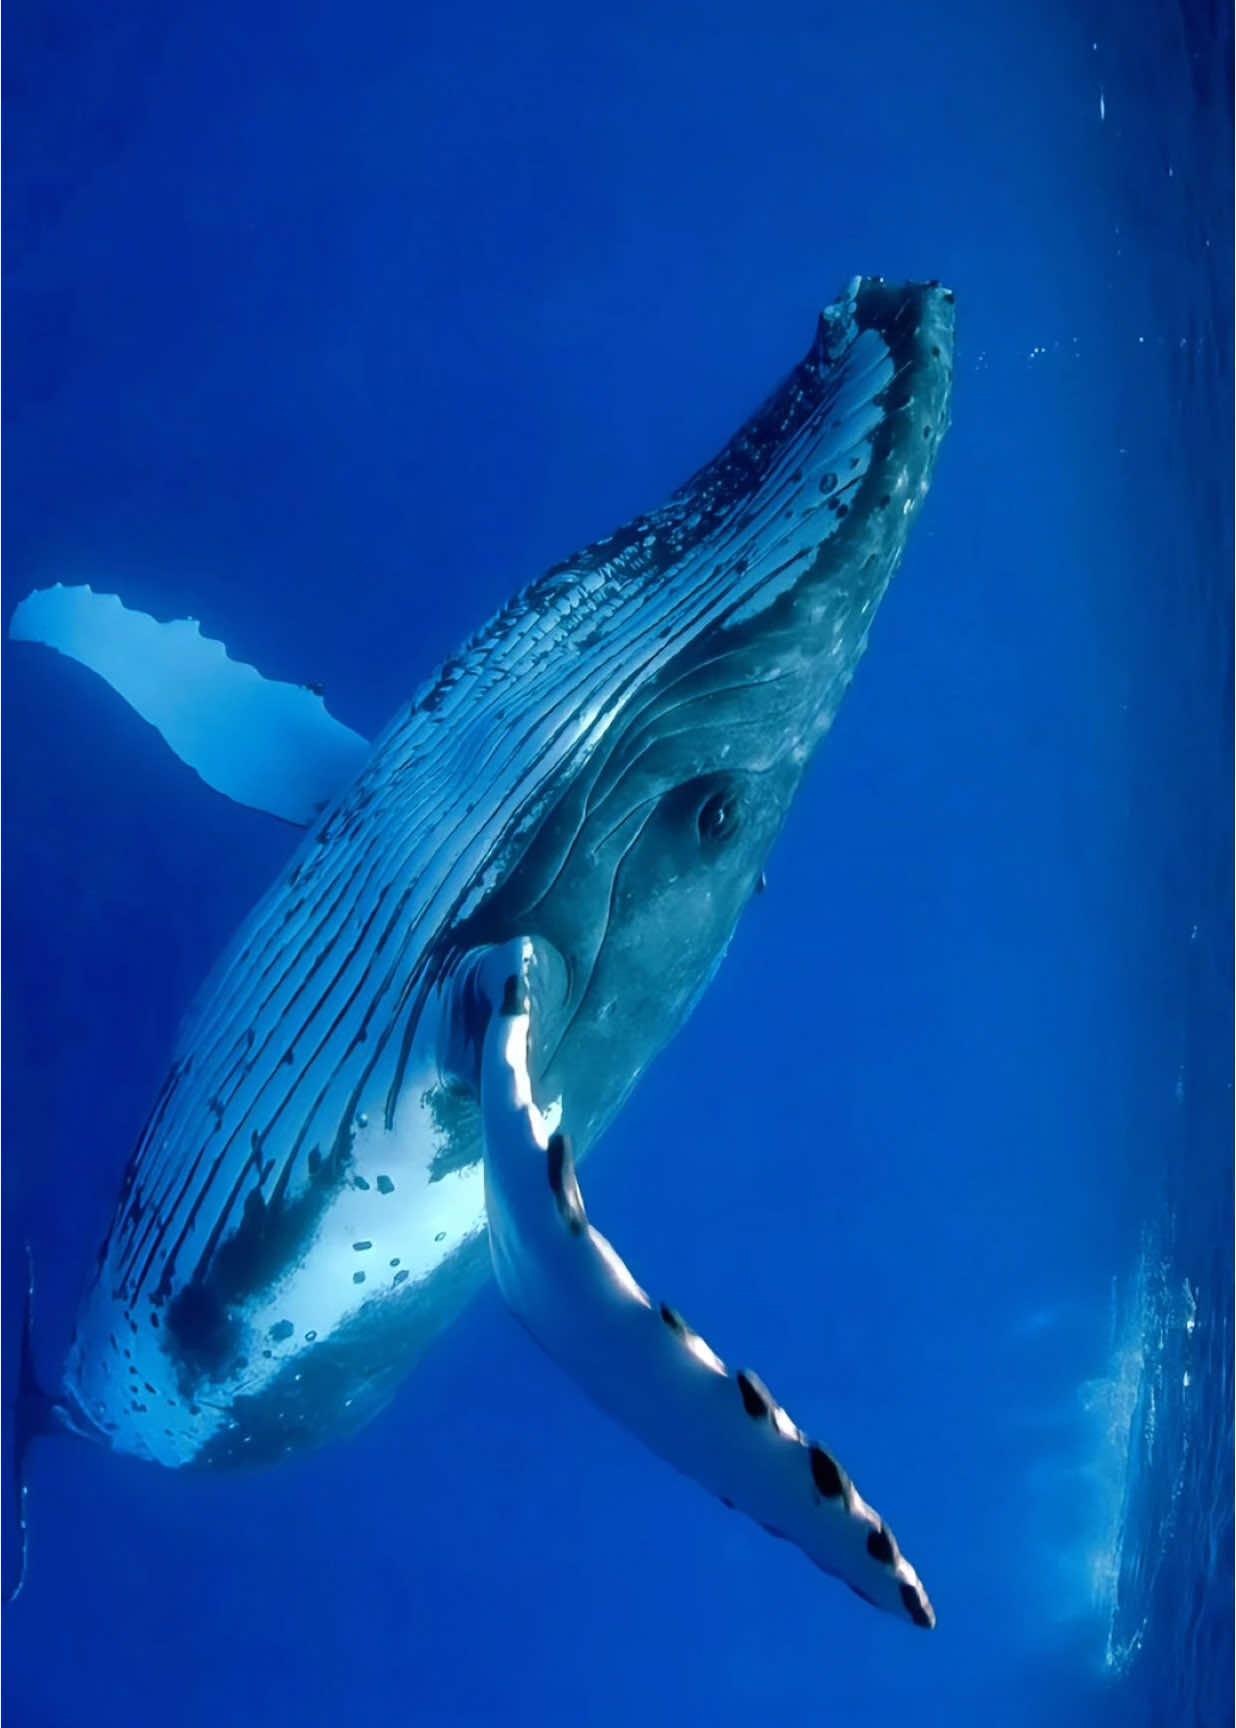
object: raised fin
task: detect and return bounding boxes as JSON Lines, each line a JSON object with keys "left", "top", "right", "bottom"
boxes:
{"left": 473, "top": 940, "right": 935, "bottom": 1629}
{"left": 9, "top": 585, "right": 370, "bottom": 825}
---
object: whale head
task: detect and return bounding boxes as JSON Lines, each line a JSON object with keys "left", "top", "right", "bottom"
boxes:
{"left": 457, "top": 277, "right": 955, "bottom": 1143}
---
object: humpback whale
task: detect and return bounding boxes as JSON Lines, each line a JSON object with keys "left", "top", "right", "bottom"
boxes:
{"left": 10, "top": 276, "right": 953, "bottom": 1625}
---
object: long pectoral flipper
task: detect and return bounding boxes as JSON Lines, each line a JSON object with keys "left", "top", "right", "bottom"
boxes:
{"left": 9, "top": 584, "right": 370, "bottom": 824}
{"left": 475, "top": 941, "right": 935, "bottom": 1629}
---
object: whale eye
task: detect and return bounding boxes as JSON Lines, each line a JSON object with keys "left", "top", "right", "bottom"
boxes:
{"left": 697, "top": 790, "right": 740, "bottom": 844}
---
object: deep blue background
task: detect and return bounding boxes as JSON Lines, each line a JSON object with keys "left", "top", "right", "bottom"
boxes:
{"left": 4, "top": 2, "right": 1231, "bottom": 1724}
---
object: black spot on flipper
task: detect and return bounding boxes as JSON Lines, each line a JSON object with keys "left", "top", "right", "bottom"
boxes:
{"left": 809, "top": 1444, "right": 845, "bottom": 1500}
{"left": 736, "top": 1370, "right": 773, "bottom": 1420}
{"left": 719, "top": 1496, "right": 736, "bottom": 1510}
{"left": 659, "top": 1303, "right": 684, "bottom": 1334}
{"left": 900, "top": 1581, "right": 935, "bottom": 1628}
{"left": 500, "top": 974, "right": 522, "bottom": 1017}
{"left": 546, "top": 1133, "right": 568, "bottom": 1196}
{"left": 547, "top": 1133, "right": 585, "bottom": 1234}
{"left": 866, "top": 1524, "right": 896, "bottom": 1565}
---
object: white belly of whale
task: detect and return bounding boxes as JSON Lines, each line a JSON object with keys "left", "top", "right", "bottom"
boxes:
{"left": 65, "top": 1013, "right": 494, "bottom": 1467}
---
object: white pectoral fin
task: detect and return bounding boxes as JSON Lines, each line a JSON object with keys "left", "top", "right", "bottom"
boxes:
{"left": 9, "top": 584, "right": 370, "bottom": 825}
{"left": 476, "top": 940, "right": 935, "bottom": 1629}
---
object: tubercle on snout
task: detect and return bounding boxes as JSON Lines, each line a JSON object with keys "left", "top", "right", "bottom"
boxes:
{"left": 838, "top": 281, "right": 954, "bottom": 561}
{"left": 854, "top": 277, "right": 955, "bottom": 467}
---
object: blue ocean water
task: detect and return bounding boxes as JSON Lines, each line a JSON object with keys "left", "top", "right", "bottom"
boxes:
{"left": 2, "top": 1, "right": 1230, "bottom": 1723}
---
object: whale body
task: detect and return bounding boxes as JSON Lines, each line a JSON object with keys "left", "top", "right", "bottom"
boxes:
{"left": 13, "top": 277, "right": 954, "bottom": 1623}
